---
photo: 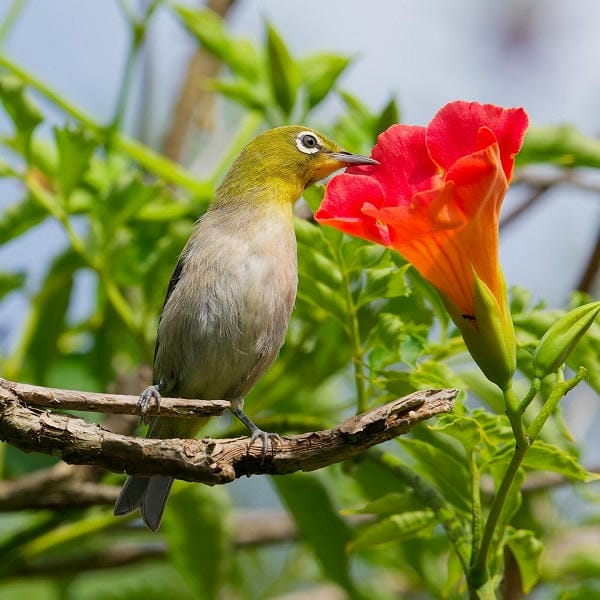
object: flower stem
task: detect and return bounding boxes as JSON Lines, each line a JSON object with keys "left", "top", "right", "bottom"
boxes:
{"left": 468, "top": 450, "right": 482, "bottom": 567}
{"left": 469, "top": 370, "right": 585, "bottom": 589}
{"left": 528, "top": 368, "right": 586, "bottom": 439}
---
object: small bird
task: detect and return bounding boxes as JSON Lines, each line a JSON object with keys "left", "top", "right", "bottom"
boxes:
{"left": 113, "top": 126, "right": 377, "bottom": 531}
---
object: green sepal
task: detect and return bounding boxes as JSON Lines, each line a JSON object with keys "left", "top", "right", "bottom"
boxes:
{"left": 443, "top": 271, "right": 516, "bottom": 391}
{"left": 532, "top": 300, "right": 600, "bottom": 378}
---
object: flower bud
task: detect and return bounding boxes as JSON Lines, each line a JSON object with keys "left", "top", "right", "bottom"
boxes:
{"left": 533, "top": 301, "right": 600, "bottom": 378}
{"left": 443, "top": 271, "right": 516, "bottom": 391}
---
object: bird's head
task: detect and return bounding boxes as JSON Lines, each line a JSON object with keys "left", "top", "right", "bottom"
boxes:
{"left": 215, "top": 126, "right": 378, "bottom": 207}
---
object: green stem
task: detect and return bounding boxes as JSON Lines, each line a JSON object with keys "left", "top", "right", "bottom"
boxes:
{"left": 339, "top": 253, "right": 367, "bottom": 413}
{"left": 111, "top": 0, "right": 160, "bottom": 129}
{"left": 469, "top": 370, "right": 585, "bottom": 589}
{"left": 0, "top": 54, "right": 211, "bottom": 197}
{"left": 468, "top": 450, "right": 482, "bottom": 568}
{"left": 528, "top": 368, "right": 586, "bottom": 439}
{"left": 0, "top": 0, "right": 28, "bottom": 47}
{"left": 25, "top": 176, "right": 142, "bottom": 342}
{"left": 370, "top": 450, "right": 470, "bottom": 574}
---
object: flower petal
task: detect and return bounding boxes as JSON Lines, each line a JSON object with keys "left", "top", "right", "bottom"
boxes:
{"left": 427, "top": 101, "right": 529, "bottom": 180}
{"left": 315, "top": 173, "right": 391, "bottom": 245}
{"left": 353, "top": 124, "right": 439, "bottom": 201}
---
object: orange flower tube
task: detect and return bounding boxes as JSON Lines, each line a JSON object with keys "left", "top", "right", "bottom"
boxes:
{"left": 315, "top": 101, "right": 529, "bottom": 389}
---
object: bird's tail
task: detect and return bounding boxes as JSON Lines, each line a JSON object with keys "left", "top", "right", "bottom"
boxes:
{"left": 113, "top": 474, "right": 174, "bottom": 531}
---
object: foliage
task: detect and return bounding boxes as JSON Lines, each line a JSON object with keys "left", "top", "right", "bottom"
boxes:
{"left": 0, "top": 2, "right": 599, "bottom": 599}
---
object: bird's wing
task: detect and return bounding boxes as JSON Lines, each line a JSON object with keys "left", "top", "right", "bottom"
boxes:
{"left": 152, "top": 254, "right": 185, "bottom": 366}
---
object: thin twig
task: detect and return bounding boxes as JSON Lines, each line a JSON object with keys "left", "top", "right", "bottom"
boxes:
{"left": 0, "top": 380, "right": 456, "bottom": 484}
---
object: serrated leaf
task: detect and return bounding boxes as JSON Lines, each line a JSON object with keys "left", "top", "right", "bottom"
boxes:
{"left": 0, "top": 74, "right": 43, "bottom": 158}
{"left": 356, "top": 263, "right": 411, "bottom": 307}
{"left": 505, "top": 528, "right": 543, "bottom": 593}
{"left": 54, "top": 125, "right": 97, "bottom": 197}
{"left": 162, "top": 483, "right": 231, "bottom": 600}
{"left": 430, "top": 414, "right": 483, "bottom": 452}
{"left": 266, "top": 23, "right": 298, "bottom": 115}
{"left": 299, "top": 52, "right": 351, "bottom": 109}
{"left": 523, "top": 440, "right": 594, "bottom": 481}
{"left": 349, "top": 510, "right": 435, "bottom": 550}
{"left": 273, "top": 473, "right": 356, "bottom": 595}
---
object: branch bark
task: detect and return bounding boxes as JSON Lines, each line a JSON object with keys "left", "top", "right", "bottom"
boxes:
{"left": 0, "top": 379, "right": 456, "bottom": 485}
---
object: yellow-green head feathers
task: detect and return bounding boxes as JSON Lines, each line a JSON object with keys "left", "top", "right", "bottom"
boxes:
{"left": 214, "top": 126, "right": 377, "bottom": 207}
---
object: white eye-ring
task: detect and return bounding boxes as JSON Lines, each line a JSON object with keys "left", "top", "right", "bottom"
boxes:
{"left": 295, "top": 131, "right": 321, "bottom": 154}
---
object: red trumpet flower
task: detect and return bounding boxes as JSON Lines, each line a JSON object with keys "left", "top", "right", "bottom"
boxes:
{"left": 316, "top": 101, "right": 529, "bottom": 389}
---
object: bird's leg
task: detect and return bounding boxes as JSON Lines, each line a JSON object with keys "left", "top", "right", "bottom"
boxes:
{"left": 137, "top": 379, "right": 169, "bottom": 424}
{"left": 230, "top": 397, "right": 281, "bottom": 463}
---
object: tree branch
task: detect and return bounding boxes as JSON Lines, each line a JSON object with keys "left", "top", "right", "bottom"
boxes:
{"left": 0, "top": 379, "right": 456, "bottom": 484}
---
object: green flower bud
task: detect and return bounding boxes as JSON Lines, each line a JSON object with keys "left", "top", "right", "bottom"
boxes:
{"left": 443, "top": 271, "right": 516, "bottom": 391}
{"left": 533, "top": 301, "right": 600, "bottom": 378}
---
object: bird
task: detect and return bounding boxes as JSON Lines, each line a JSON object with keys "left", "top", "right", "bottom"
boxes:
{"left": 113, "top": 125, "right": 378, "bottom": 531}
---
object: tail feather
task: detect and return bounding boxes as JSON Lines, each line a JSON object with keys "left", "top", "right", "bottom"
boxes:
{"left": 141, "top": 476, "right": 174, "bottom": 531}
{"left": 114, "top": 474, "right": 174, "bottom": 531}
{"left": 114, "top": 475, "right": 151, "bottom": 516}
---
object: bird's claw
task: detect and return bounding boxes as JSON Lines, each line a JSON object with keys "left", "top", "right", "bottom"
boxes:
{"left": 137, "top": 385, "right": 162, "bottom": 424}
{"left": 248, "top": 429, "right": 282, "bottom": 465}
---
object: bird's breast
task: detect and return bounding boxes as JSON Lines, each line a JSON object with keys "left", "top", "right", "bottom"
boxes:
{"left": 154, "top": 205, "right": 298, "bottom": 400}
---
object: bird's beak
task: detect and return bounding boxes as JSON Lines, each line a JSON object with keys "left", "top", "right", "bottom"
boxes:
{"left": 327, "top": 151, "right": 379, "bottom": 166}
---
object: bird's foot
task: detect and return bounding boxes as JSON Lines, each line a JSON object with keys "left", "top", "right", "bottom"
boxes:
{"left": 137, "top": 384, "right": 162, "bottom": 424}
{"left": 229, "top": 399, "right": 281, "bottom": 464}
{"left": 248, "top": 427, "right": 282, "bottom": 465}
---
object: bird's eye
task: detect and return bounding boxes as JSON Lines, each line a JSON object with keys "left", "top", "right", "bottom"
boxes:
{"left": 296, "top": 131, "right": 321, "bottom": 154}
{"left": 301, "top": 134, "right": 317, "bottom": 148}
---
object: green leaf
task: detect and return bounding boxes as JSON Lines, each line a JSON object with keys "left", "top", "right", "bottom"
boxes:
{"left": 517, "top": 125, "right": 600, "bottom": 168}
{"left": 8, "top": 249, "right": 82, "bottom": 382}
{"left": 54, "top": 125, "right": 97, "bottom": 197}
{"left": 266, "top": 23, "right": 298, "bottom": 115}
{"left": 175, "top": 6, "right": 230, "bottom": 60}
{"left": 344, "top": 491, "right": 422, "bottom": 516}
{"left": 273, "top": 473, "right": 356, "bottom": 595}
{"left": 399, "top": 437, "right": 471, "bottom": 512}
{"left": 523, "top": 440, "right": 595, "bottom": 482}
{"left": 356, "top": 263, "right": 411, "bottom": 307}
{"left": 210, "top": 78, "right": 268, "bottom": 111}
{"left": 0, "top": 74, "right": 43, "bottom": 157}
{"left": 299, "top": 52, "right": 351, "bottom": 109}
{"left": 430, "top": 414, "right": 483, "bottom": 452}
{"left": 504, "top": 528, "right": 544, "bottom": 593}
{"left": 162, "top": 483, "right": 231, "bottom": 600}
{"left": 374, "top": 97, "right": 399, "bottom": 137}
{"left": 349, "top": 510, "right": 435, "bottom": 550}
{"left": 0, "top": 271, "right": 25, "bottom": 301}
{"left": 0, "top": 194, "right": 47, "bottom": 245}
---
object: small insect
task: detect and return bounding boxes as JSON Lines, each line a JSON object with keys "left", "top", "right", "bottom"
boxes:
{"left": 462, "top": 314, "right": 476, "bottom": 321}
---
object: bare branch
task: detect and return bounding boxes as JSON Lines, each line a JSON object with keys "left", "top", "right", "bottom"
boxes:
{"left": 0, "top": 380, "right": 456, "bottom": 485}
{"left": 0, "top": 378, "right": 229, "bottom": 418}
